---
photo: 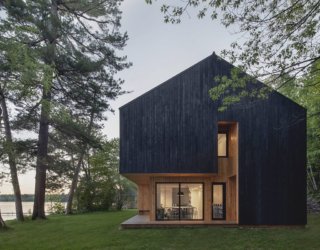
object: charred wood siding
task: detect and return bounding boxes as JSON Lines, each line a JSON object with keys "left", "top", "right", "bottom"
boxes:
{"left": 219, "top": 93, "right": 306, "bottom": 225}
{"left": 120, "top": 56, "right": 220, "bottom": 173}
{"left": 120, "top": 53, "right": 306, "bottom": 225}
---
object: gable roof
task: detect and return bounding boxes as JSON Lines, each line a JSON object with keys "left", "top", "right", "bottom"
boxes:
{"left": 120, "top": 52, "right": 305, "bottom": 112}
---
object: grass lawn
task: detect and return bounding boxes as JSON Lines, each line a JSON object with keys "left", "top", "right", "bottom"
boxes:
{"left": 1, "top": 210, "right": 319, "bottom": 250}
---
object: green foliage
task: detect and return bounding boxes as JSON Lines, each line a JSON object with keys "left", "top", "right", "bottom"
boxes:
{"left": 208, "top": 66, "right": 270, "bottom": 111}
{"left": 275, "top": 61, "right": 320, "bottom": 194}
{"left": 75, "top": 139, "right": 137, "bottom": 212}
{"left": 1, "top": 0, "right": 131, "bottom": 129}
{"left": 76, "top": 178, "right": 115, "bottom": 212}
{"left": 48, "top": 202, "right": 65, "bottom": 215}
{"left": 302, "top": 67, "right": 320, "bottom": 190}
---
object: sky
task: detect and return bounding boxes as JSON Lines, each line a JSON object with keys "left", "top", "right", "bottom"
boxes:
{"left": 1, "top": 1, "right": 235, "bottom": 194}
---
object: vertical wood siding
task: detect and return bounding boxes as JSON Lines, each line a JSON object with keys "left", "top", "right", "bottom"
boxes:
{"left": 219, "top": 93, "right": 306, "bottom": 225}
{"left": 120, "top": 55, "right": 219, "bottom": 173}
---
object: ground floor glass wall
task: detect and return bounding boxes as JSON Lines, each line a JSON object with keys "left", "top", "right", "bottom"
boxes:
{"left": 156, "top": 183, "right": 203, "bottom": 220}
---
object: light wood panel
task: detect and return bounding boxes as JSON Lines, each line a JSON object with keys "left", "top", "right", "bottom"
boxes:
{"left": 137, "top": 184, "right": 151, "bottom": 216}
{"left": 227, "top": 176, "right": 237, "bottom": 221}
{"left": 226, "top": 122, "right": 239, "bottom": 223}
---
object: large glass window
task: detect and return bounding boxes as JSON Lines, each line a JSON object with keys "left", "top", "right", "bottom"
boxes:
{"left": 212, "top": 183, "right": 226, "bottom": 220}
{"left": 218, "top": 133, "right": 228, "bottom": 157}
{"left": 156, "top": 183, "right": 203, "bottom": 220}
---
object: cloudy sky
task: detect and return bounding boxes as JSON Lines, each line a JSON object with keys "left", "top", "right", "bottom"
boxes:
{"left": 1, "top": 1, "right": 235, "bottom": 194}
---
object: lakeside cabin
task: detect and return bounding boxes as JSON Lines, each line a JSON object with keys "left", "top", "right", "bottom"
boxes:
{"left": 119, "top": 53, "right": 306, "bottom": 228}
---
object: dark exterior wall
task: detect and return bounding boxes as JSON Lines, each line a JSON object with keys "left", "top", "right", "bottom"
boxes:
{"left": 120, "top": 55, "right": 221, "bottom": 173}
{"left": 120, "top": 53, "right": 306, "bottom": 225}
{"left": 219, "top": 94, "right": 306, "bottom": 225}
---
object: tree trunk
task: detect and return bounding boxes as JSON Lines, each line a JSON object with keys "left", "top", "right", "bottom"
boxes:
{"left": 65, "top": 152, "right": 85, "bottom": 214}
{"left": 0, "top": 93, "right": 24, "bottom": 221}
{"left": 65, "top": 99, "right": 96, "bottom": 214}
{"left": 32, "top": 86, "right": 51, "bottom": 220}
{"left": 32, "top": 0, "right": 57, "bottom": 220}
{"left": 0, "top": 209, "right": 7, "bottom": 229}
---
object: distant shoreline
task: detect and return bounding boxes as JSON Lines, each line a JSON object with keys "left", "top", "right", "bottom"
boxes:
{"left": 0, "top": 201, "right": 34, "bottom": 202}
{"left": 0, "top": 194, "right": 68, "bottom": 202}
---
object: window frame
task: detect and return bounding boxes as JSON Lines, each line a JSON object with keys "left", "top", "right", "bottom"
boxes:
{"left": 212, "top": 182, "right": 226, "bottom": 220}
{"left": 155, "top": 182, "right": 204, "bottom": 221}
{"left": 218, "top": 130, "right": 229, "bottom": 158}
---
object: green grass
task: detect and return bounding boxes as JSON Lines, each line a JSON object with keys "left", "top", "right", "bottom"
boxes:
{"left": 1, "top": 211, "right": 320, "bottom": 250}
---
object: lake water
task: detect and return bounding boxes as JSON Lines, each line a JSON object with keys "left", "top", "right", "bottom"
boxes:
{"left": 0, "top": 202, "right": 66, "bottom": 221}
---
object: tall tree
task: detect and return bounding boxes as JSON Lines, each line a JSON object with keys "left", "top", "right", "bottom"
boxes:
{"left": 31, "top": 0, "right": 58, "bottom": 220}
{"left": 0, "top": 93, "right": 24, "bottom": 221}
{"left": 65, "top": 94, "right": 97, "bottom": 215}
{"left": 0, "top": 18, "right": 38, "bottom": 221}
{"left": 2, "top": 0, "right": 130, "bottom": 219}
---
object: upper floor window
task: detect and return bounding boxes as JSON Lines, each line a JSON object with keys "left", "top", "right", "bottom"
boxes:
{"left": 218, "top": 132, "right": 228, "bottom": 157}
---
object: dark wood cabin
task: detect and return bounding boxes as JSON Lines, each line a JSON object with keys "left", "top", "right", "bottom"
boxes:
{"left": 120, "top": 53, "right": 306, "bottom": 227}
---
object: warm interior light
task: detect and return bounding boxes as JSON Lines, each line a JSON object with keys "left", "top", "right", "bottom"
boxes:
{"left": 218, "top": 133, "right": 227, "bottom": 156}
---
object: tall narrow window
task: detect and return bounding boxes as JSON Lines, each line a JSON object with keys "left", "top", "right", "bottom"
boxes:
{"left": 218, "top": 133, "right": 228, "bottom": 157}
{"left": 212, "top": 183, "right": 226, "bottom": 220}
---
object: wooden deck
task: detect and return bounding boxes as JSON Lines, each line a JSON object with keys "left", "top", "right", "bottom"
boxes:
{"left": 121, "top": 215, "right": 238, "bottom": 229}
